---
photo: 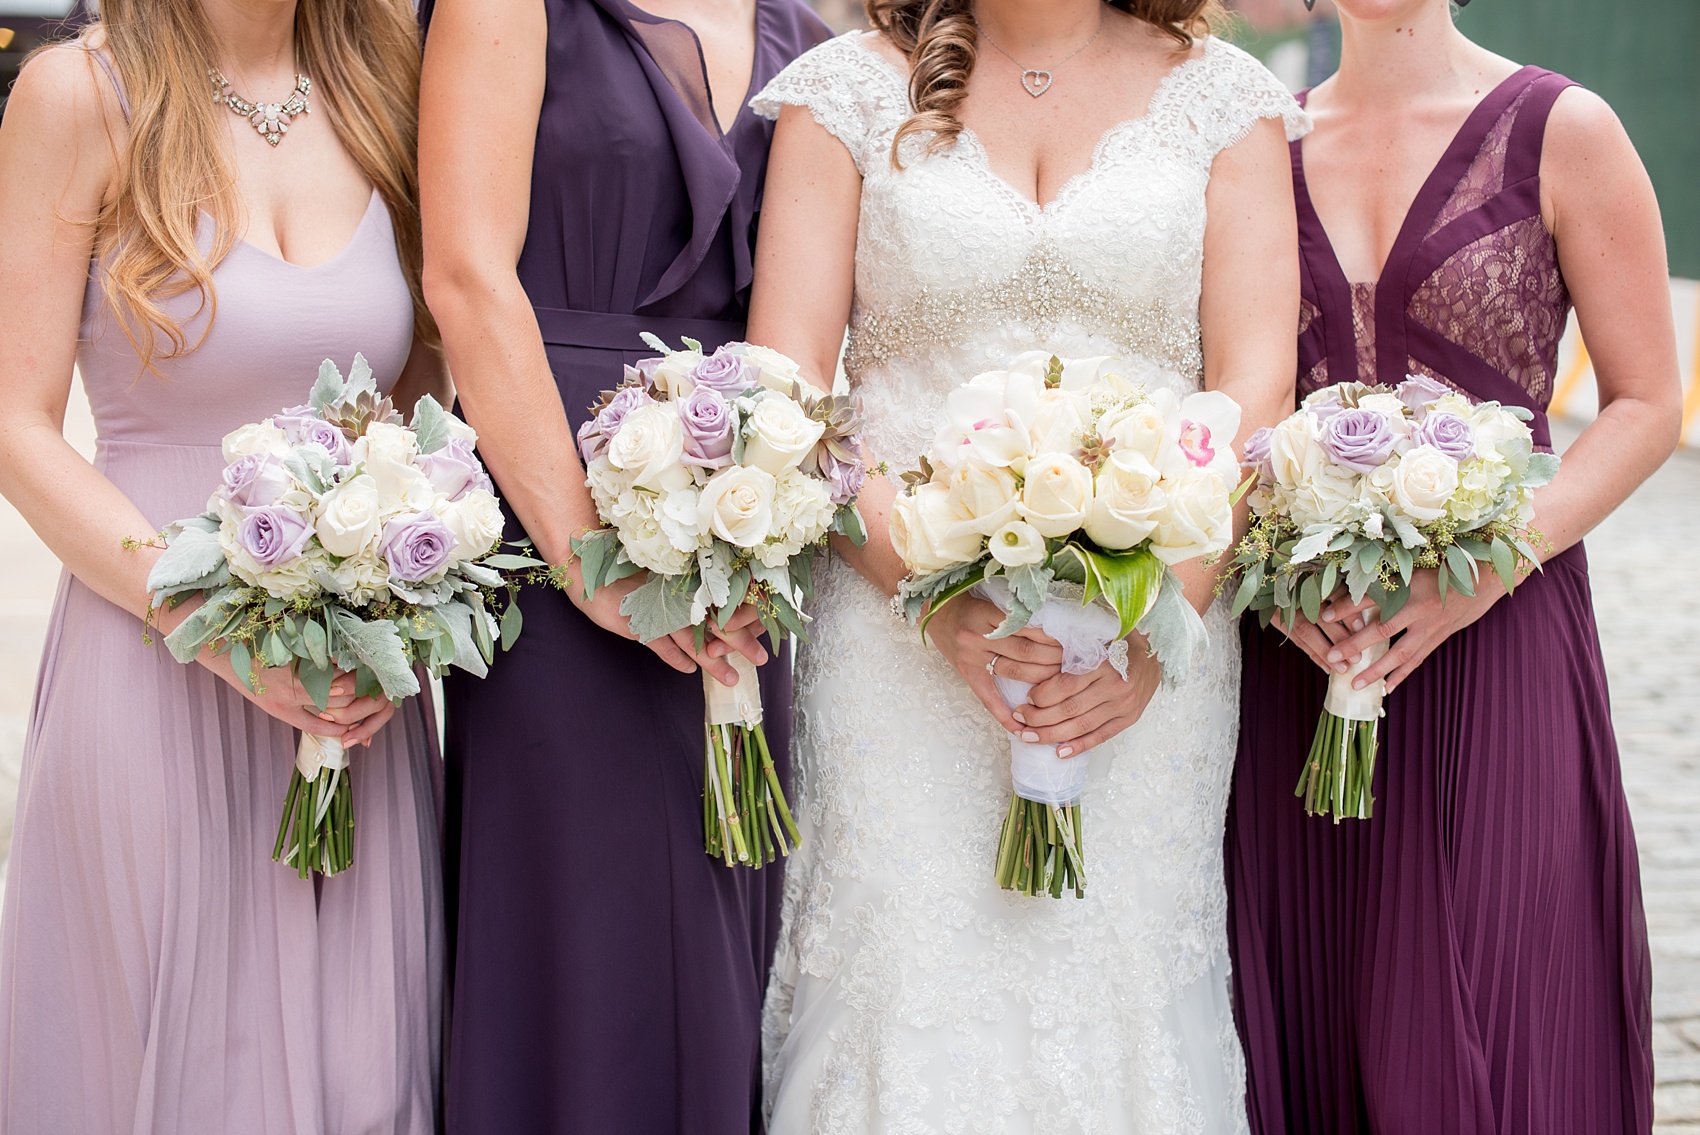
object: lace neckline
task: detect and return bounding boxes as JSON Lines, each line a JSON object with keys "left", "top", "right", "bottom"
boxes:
{"left": 851, "top": 33, "right": 1222, "bottom": 214}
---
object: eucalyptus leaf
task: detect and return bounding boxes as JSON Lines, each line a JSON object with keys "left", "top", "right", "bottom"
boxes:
{"left": 1379, "top": 581, "right": 1410, "bottom": 621}
{"left": 1300, "top": 573, "right": 1322, "bottom": 625}
{"left": 500, "top": 601, "right": 524, "bottom": 651}
{"left": 833, "top": 505, "right": 868, "bottom": 547}
{"left": 434, "top": 600, "right": 488, "bottom": 678}
{"left": 483, "top": 553, "right": 550, "bottom": 572}
{"left": 298, "top": 660, "right": 334, "bottom": 712}
{"left": 302, "top": 618, "right": 329, "bottom": 669}
{"left": 161, "top": 585, "right": 247, "bottom": 663}
{"left": 1444, "top": 543, "right": 1478, "bottom": 596}
{"left": 1490, "top": 536, "right": 1518, "bottom": 592}
{"left": 1230, "top": 564, "right": 1263, "bottom": 618}
{"left": 229, "top": 638, "right": 256, "bottom": 693}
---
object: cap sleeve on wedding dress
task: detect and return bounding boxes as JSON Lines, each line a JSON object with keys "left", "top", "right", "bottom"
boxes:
{"left": 1151, "top": 37, "right": 1312, "bottom": 166}
{"left": 750, "top": 32, "right": 907, "bottom": 176}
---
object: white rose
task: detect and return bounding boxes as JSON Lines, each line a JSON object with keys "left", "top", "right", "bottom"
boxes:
{"left": 943, "top": 462, "right": 1020, "bottom": 535}
{"left": 1356, "top": 392, "right": 1409, "bottom": 419}
{"left": 315, "top": 474, "right": 383, "bottom": 558}
{"left": 1468, "top": 402, "right": 1531, "bottom": 456}
{"left": 737, "top": 344, "right": 808, "bottom": 395}
{"left": 1098, "top": 400, "right": 1166, "bottom": 466}
{"left": 697, "top": 465, "right": 777, "bottom": 548}
{"left": 1267, "top": 414, "right": 1326, "bottom": 489}
{"left": 890, "top": 482, "right": 984, "bottom": 575}
{"left": 1026, "top": 388, "right": 1087, "bottom": 454}
{"left": 354, "top": 420, "right": 419, "bottom": 467}
{"left": 222, "top": 422, "right": 289, "bottom": 463}
{"left": 1018, "top": 453, "right": 1093, "bottom": 538}
{"left": 649, "top": 351, "right": 702, "bottom": 398}
{"left": 439, "top": 488, "right": 505, "bottom": 562}
{"left": 371, "top": 459, "right": 436, "bottom": 516}
{"left": 1388, "top": 445, "right": 1460, "bottom": 523}
{"left": 606, "top": 403, "right": 687, "bottom": 490}
{"left": 987, "top": 519, "right": 1047, "bottom": 568}
{"left": 1085, "top": 452, "right": 1167, "bottom": 550}
{"left": 443, "top": 414, "right": 478, "bottom": 445}
{"left": 741, "top": 395, "right": 826, "bottom": 476}
{"left": 1150, "top": 468, "right": 1233, "bottom": 565}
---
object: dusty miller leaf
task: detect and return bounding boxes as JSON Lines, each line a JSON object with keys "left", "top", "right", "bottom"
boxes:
{"left": 329, "top": 610, "right": 419, "bottom": 699}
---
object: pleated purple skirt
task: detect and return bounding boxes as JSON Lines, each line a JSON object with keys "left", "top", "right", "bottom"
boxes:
{"left": 1226, "top": 543, "right": 1654, "bottom": 1135}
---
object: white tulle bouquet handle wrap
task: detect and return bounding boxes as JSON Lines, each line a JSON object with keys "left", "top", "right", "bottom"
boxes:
{"left": 977, "top": 577, "right": 1124, "bottom": 808}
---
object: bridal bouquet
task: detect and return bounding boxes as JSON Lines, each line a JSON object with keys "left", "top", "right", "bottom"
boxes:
{"left": 142, "top": 357, "right": 540, "bottom": 877}
{"left": 895, "top": 353, "right": 1239, "bottom": 898}
{"left": 1226, "top": 376, "right": 1558, "bottom": 821}
{"left": 573, "top": 336, "right": 868, "bottom": 868}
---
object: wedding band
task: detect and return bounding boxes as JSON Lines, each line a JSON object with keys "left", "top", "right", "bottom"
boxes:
{"left": 985, "top": 658, "right": 997, "bottom": 676}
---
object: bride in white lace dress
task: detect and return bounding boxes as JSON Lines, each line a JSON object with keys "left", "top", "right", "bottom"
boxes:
{"left": 745, "top": 0, "right": 1306, "bottom": 1128}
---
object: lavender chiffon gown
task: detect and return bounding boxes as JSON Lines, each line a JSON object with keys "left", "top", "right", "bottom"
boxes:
{"left": 1227, "top": 69, "right": 1654, "bottom": 1134}
{"left": 0, "top": 63, "right": 443, "bottom": 1135}
{"left": 428, "top": 0, "right": 826, "bottom": 1130}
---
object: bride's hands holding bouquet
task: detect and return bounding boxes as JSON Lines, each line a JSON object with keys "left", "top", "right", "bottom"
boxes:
{"left": 926, "top": 596, "right": 1063, "bottom": 734}
{"left": 1014, "top": 643, "right": 1161, "bottom": 759}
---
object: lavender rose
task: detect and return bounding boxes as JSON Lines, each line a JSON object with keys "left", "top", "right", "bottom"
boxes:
{"left": 298, "top": 418, "right": 353, "bottom": 465}
{"left": 1415, "top": 410, "right": 1477, "bottom": 461}
{"left": 821, "top": 445, "right": 866, "bottom": 506}
{"left": 679, "top": 386, "right": 735, "bottom": 468}
{"left": 221, "top": 453, "right": 293, "bottom": 507}
{"left": 237, "top": 505, "right": 314, "bottom": 568}
{"left": 687, "top": 350, "right": 758, "bottom": 396}
{"left": 1301, "top": 387, "right": 1347, "bottom": 420}
{"left": 1241, "top": 426, "right": 1276, "bottom": 481}
{"left": 579, "top": 386, "right": 653, "bottom": 463}
{"left": 1397, "top": 373, "right": 1453, "bottom": 413}
{"left": 1319, "top": 407, "right": 1398, "bottom": 474}
{"left": 270, "top": 405, "right": 317, "bottom": 443}
{"left": 381, "top": 511, "right": 456, "bottom": 582}
{"left": 415, "top": 437, "right": 492, "bottom": 501}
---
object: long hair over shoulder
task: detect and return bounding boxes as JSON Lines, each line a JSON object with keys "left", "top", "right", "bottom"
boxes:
{"left": 85, "top": 0, "right": 433, "bottom": 370}
{"left": 867, "top": 0, "right": 1226, "bottom": 165}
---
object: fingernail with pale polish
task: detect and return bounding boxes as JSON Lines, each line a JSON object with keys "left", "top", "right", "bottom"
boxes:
{"left": 1332, "top": 663, "right": 1348, "bottom": 674}
{"left": 1012, "top": 710, "right": 1027, "bottom": 724}
{"left": 1021, "top": 731, "right": 1039, "bottom": 743}
{"left": 1353, "top": 679, "right": 1367, "bottom": 690}
{"left": 1057, "top": 746, "right": 1074, "bottom": 758}
{"left": 1327, "top": 649, "right": 1342, "bottom": 663}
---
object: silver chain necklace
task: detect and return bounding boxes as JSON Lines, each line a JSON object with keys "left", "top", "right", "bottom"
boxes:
{"left": 974, "top": 14, "right": 1103, "bottom": 98}
{"left": 209, "top": 68, "right": 311, "bottom": 147}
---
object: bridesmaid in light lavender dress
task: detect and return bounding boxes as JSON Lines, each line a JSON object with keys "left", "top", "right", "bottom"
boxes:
{"left": 0, "top": 3, "right": 445, "bottom": 1131}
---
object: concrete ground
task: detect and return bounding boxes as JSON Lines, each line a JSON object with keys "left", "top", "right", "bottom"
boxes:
{"left": 0, "top": 397, "right": 1694, "bottom": 1123}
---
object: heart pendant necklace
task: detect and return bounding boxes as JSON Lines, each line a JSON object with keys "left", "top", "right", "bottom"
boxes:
{"left": 975, "top": 15, "right": 1103, "bottom": 99}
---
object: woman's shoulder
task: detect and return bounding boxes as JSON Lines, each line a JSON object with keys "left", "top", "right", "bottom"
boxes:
{"left": 1150, "top": 35, "right": 1312, "bottom": 152}
{"left": 3, "top": 40, "right": 125, "bottom": 177}
{"left": 750, "top": 31, "right": 910, "bottom": 168}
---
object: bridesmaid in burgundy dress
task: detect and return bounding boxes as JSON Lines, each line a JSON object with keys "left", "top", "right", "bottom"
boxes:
{"left": 417, "top": 0, "right": 825, "bottom": 1130}
{"left": 1226, "top": 2, "right": 1683, "bottom": 1133}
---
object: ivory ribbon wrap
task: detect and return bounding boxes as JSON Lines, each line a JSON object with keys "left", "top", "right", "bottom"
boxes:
{"left": 1323, "top": 639, "right": 1390, "bottom": 722}
{"left": 705, "top": 654, "right": 763, "bottom": 727}
{"left": 296, "top": 732, "right": 350, "bottom": 780}
{"left": 976, "top": 578, "right": 1125, "bottom": 808}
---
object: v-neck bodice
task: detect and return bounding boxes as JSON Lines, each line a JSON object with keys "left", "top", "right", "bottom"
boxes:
{"left": 1292, "top": 68, "right": 1578, "bottom": 447}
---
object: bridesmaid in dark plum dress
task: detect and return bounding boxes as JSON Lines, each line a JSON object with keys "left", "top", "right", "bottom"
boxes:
{"left": 417, "top": 0, "right": 827, "bottom": 1129}
{"left": 1226, "top": 3, "right": 1684, "bottom": 1134}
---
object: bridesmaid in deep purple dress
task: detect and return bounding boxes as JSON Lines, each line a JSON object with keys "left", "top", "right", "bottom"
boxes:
{"left": 417, "top": 0, "right": 827, "bottom": 1129}
{"left": 1226, "top": 3, "right": 1683, "bottom": 1134}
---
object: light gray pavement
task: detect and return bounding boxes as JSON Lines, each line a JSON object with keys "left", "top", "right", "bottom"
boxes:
{"left": 0, "top": 405, "right": 1694, "bottom": 1121}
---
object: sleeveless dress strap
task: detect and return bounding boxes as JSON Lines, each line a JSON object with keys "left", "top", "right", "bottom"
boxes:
{"left": 1503, "top": 70, "right": 1580, "bottom": 186}
{"left": 85, "top": 47, "right": 131, "bottom": 122}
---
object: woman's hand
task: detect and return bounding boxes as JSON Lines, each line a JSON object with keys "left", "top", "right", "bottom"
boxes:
{"left": 568, "top": 572, "right": 769, "bottom": 687}
{"left": 926, "top": 596, "right": 1064, "bottom": 734}
{"left": 1320, "top": 569, "right": 1508, "bottom": 694}
{"left": 1013, "top": 645, "right": 1162, "bottom": 759}
{"left": 1272, "top": 603, "right": 1365, "bottom": 675}
{"left": 199, "top": 653, "right": 396, "bottom": 747}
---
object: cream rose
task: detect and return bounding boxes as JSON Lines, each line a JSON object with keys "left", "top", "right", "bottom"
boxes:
{"left": 648, "top": 351, "right": 702, "bottom": 398}
{"left": 314, "top": 473, "right": 383, "bottom": 557}
{"left": 697, "top": 465, "right": 777, "bottom": 548}
{"left": 606, "top": 403, "right": 687, "bottom": 490}
{"left": 1026, "top": 388, "right": 1087, "bottom": 454}
{"left": 1150, "top": 467, "right": 1233, "bottom": 565}
{"left": 737, "top": 344, "right": 809, "bottom": 396}
{"left": 222, "top": 422, "right": 289, "bottom": 463}
{"left": 1267, "top": 415, "right": 1326, "bottom": 489}
{"left": 944, "top": 462, "right": 1020, "bottom": 535}
{"left": 1018, "top": 453, "right": 1093, "bottom": 538}
{"left": 1098, "top": 401, "right": 1167, "bottom": 466}
{"left": 439, "top": 488, "right": 505, "bottom": 562}
{"left": 891, "top": 482, "right": 984, "bottom": 575}
{"left": 1084, "top": 452, "right": 1166, "bottom": 550}
{"left": 987, "top": 519, "right": 1047, "bottom": 568}
{"left": 741, "top": 394, "right": 827, "bottom": 476}
{"left": 1388, "top": 445, "right": 1460, "bottom": 523}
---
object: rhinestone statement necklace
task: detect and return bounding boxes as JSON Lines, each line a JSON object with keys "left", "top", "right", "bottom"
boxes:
{"left": 209, "top": 68, "right": 311, "bottom": 147}
{"left": 974, "top": 16, "right": 1103, "bottom": 98}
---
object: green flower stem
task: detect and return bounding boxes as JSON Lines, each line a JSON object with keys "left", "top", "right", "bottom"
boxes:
{"left": 700, "top": 722, "right": 801, "bottom": 870}
{"left": 994, "top": 794, "right": 1085, "bottom": 899}
{"left": 273, "top": 760, "right": 357, "bottom": 879}
{"left": 1295, "top": 710, "right": 1378, "bottom": 822}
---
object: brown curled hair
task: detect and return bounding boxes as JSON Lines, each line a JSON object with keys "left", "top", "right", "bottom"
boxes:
{"left": 868, "top": 0, "right": 1227, "bottom": 165}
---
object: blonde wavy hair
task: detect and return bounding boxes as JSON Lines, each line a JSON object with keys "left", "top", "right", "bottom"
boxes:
{"left": 870, "top": 0, "right": 1226, "bottom": 165}
{"left": 85, "top": 0, "right": 433, "bottom": 369}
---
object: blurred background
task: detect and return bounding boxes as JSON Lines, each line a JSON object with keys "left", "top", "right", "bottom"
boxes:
{"left": 2, "top": 0, "right": 1697, "bottom": 1128}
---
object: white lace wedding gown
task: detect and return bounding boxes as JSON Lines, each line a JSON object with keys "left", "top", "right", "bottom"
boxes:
{"left": 751, "top": 34, "right": 1308, "bottom": 1134}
